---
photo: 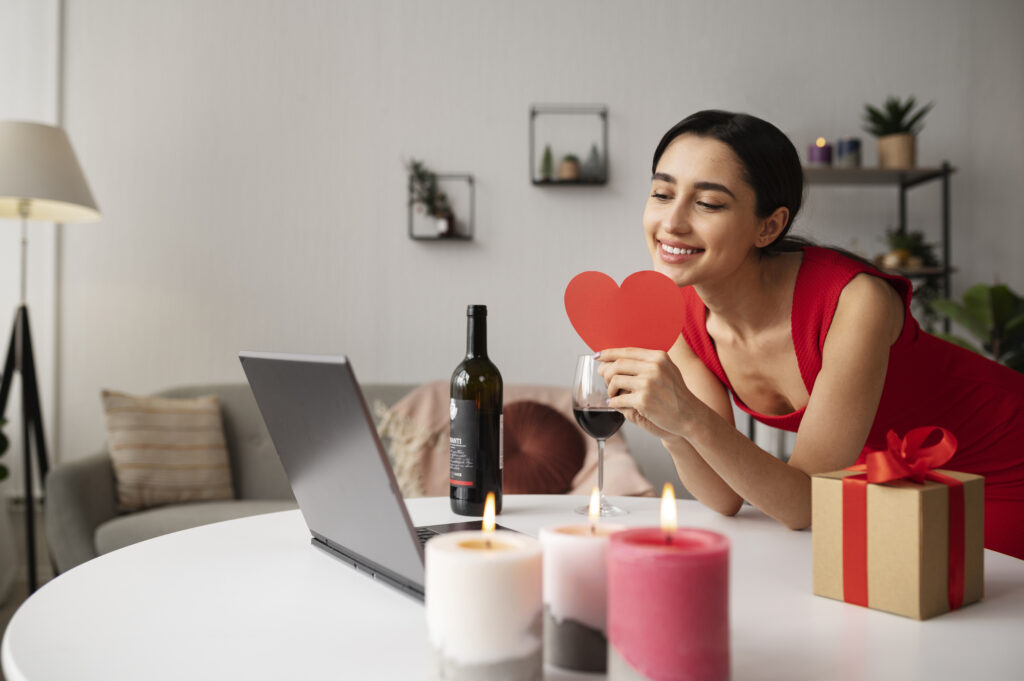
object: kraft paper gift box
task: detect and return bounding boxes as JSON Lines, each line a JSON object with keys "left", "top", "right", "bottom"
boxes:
{"left": 811, "top": 428, "right": 984, "bottom": 620}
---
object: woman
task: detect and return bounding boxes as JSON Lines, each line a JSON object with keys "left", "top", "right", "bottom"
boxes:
{"left": 599, "top": 110, "right": 1024, "bottom": 559}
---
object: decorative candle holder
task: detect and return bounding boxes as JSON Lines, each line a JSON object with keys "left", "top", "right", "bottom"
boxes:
{"left": 836, "top": 137, "right": 862, "bottom": 168}
{"left": 425, "top": 530, "right": 543, "bottom": 681}
{"left": 607, "top": 528, "right": 730, "bottom": 681}
{"left": 807, "top": 137, "right": 833, "bottom": 167}
{"left": 540, "top": 522, "right": 625, "bottom": 672}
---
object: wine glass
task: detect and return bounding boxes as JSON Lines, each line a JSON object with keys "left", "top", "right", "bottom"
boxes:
{"left": 572, "top": 354, "right": 627, "bottom": 516}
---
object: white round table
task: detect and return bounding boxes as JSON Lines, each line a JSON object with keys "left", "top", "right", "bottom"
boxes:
{"left": 4, "top": 495, "right": 1024, "bottom": 680}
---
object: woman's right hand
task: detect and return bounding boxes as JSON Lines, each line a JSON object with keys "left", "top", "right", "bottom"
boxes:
{"left": 596, "top": 347, "right": 702, "bottom": 441}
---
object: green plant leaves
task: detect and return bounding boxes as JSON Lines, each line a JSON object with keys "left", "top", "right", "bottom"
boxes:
{"left": 862, "top": 96, "right": 933, "bottom": 137}
{"left": 931, "top": 282, "right": 1024, "bottom": 371}
{"left": 930, "top": 297, "right": 989, "bottom": 341}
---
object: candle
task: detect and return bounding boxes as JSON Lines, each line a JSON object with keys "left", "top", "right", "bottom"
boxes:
{"left": 807, "top": 137, "right": 833, "bottom": 166}
{"left": 607, "top": 484, "right": 730, "bottom": 681}
{"left": 539, "top": 487, "right": 625, "bottom": 672}
{"left": 425, "top": 493, "right": 543, "bottom": 681}
{"left": 836, "top": 137, "right": 862, "bottom": 168}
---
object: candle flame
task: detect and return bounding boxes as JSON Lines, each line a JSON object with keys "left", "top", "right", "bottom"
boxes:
{"left": 589, "top": 486, "right": 600, "bottom": 531}
{"left": 816, "top": 137, "right": 827, "bottom": 148}
{"left": 661, "top": 483, "right": 677, "bottom": 534}
{"left": 482, "top": 492, "right": 496, "bottom": 533}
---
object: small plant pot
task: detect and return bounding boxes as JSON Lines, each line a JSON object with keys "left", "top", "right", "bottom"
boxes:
{"left": 435, "top": 211, "right": 455, "bottom": 237}
{"left": 558, "top": 158, "right": 581, "bottom": 181}
{"left": 878, "top": 133, "right": 916, "bottom": 169}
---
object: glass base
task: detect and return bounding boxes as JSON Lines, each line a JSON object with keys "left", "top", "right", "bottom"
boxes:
{"left": 574, "top": 500, "right": 628, "bottom": 517}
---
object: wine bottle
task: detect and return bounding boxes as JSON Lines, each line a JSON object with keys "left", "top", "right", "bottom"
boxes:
{"left": 449, "top": 305, "right": 503, "bottom": 516}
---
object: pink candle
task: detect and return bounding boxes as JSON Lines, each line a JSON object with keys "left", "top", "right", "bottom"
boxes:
{"left": 607, "top": 527, "right": 730, "bottom": 681}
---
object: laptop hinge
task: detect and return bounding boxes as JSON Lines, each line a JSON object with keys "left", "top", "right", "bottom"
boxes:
{"left": 310, "top": 536, "right": 425, "bottom": 602}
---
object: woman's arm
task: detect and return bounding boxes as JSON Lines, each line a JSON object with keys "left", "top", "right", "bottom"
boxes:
{"left": 601, "top": 273, "right": 904, "bottom": 529}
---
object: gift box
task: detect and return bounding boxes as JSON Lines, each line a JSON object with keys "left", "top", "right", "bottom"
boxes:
{"left": 812, "top": 427, "right": 984, "bottom": 620}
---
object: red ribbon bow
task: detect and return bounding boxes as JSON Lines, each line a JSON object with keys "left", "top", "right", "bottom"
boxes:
{"left": 842, "top": 427, "right": 965, "bottom": 611}
{"left": 861, "top": 426, "right": 958, "bottom": 484}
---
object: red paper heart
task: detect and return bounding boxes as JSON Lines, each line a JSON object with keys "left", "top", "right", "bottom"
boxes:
{"left": 564, "top": 270, "right": 687, "bottom": 352}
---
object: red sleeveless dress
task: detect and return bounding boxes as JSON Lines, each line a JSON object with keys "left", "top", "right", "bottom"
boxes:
{"left": 680, "top": 246, "right": 1024, "bottom": 559}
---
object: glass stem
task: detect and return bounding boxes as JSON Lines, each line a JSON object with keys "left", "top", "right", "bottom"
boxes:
{"left": 597, "top": 438, "right": 605, "bottom": 498}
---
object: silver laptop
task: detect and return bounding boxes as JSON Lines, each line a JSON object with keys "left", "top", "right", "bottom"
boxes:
{"left": 239, "top": 351, "right": 494, "bottom": 601}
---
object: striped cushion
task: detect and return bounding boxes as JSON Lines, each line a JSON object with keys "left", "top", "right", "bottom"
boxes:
{"left": 101, "top": 390, "right": 235, "bottom": 512}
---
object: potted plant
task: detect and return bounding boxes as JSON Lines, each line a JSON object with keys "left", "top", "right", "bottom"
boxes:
{"left": 558, "top": 154, "right": 581, "bottom": 181}
{"left": 862, "top": 96, "right": 933, "bottom": 169}
{"left": 407, "top": 159, "right": 455, "bottom": 237}
{"left": 877, "top": 229, "right": 941, "bottom": 331}
{"left": 581, "top": 143, "right": 604, "bottom": 182}
{"left": 539, "top": 144, "right": 554, "bottom": 182}
{"left": 930, "top": 283, "right": 1024, "bottom": 373}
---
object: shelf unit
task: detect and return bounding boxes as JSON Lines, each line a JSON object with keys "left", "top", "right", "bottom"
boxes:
{"left": 804, "top": 162, "right": 955, "bottom": 330}
{"left": 529, "top": 104, "right": 608, "bottom": 186}
{"left": 407, "top": 173, "right": 475, "bottom": 241}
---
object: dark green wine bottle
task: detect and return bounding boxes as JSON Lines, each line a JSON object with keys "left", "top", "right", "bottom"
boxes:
{"left": 449, "top": 305, "right": 503, "bottom": 516}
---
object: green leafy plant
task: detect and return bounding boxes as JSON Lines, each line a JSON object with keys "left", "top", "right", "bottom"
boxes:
{"left": 406, "top": 159, "right": 452, "bottom": 218}
{"left": 883, "top": 229, "right": 941, "bottom": 331}
{"left": 885, "top": 229, "right": 934, "bottom": 257}
{"left": 0, "top": 417, "right": 8, "bottom": 482}
{"left": 539, "top": 144, "right": 554, "bottom": 181}
{"left": 863, "top": 96, "right": 934, "bottom": 137}
{"left": 930, "top": 283, "right": 1024, "bottom": 373}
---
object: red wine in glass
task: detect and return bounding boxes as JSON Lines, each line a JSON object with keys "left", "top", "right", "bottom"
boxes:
{"left": 573, "top": 408, "right": 625, "bottom": 440}
{"left": 572, "top": 354, "right": 627, "bottom": 516}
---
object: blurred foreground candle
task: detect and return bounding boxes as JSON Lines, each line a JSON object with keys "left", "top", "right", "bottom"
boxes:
{"left": 539, "top": 487, "right": 625, "bottom": 672}
{"left": 607, "top": 484, "right": 730, "bottom": 681}
{"left": 807, "top": 137, "right": 833, "bottom": 166}
{"left": 425, "top": 493, "right": 543, "bottom": 681}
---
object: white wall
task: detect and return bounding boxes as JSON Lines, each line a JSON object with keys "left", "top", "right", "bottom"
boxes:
{"left": 0, "top": 0, "right": 61, "bottom": 496}
{"left": 27, "top": 0, "right": 1024, "bottom": 462}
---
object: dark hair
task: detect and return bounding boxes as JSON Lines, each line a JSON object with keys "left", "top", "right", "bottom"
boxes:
{"left": 652, "top": 109, "right": 809, "bottom": 255}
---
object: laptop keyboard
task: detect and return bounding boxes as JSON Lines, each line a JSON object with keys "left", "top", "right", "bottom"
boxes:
{"left": 416, "top": 527, "right": 439, "bottom": 547}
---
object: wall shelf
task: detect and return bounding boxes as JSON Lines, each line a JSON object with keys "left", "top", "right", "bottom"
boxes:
{"left": 805, "top": 161, "right": 955, "bottom": 330}
{"left": 529, "top": 104, "right": 608, "bottom": 186}
{"left": 407, "top": 173, "right": 475, "bottom": 241}
{"left": 803, "top": 166, "right": 953, "bottom": 188}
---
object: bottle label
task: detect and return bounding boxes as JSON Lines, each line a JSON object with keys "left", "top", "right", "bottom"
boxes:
{"left": 449, "top": 399, "right": 479, "bottom": 487}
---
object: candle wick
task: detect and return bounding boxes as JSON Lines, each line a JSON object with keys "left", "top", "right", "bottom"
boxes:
{"left": 589, "top": 523, "right": 596, "bottom": 536}
{"left": 665, "top": 533, "right": 672, "bottom": 546}
{"left": 486, "top": 538, "right": 492, "bottom": 549}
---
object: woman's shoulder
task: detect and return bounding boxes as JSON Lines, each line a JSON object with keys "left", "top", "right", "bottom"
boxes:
{"left": 793, "top": 245, "right": 913, "bottom": 351}
{"left": 797, "top": 245, "right": 912, "bottom": 305}
{"left": 833, "top": 273, "right": 906, "bottom": 344}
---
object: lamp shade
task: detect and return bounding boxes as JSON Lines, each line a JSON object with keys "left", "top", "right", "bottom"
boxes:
{"left": 0, "top": 120, "right": 100, "bottom": 223}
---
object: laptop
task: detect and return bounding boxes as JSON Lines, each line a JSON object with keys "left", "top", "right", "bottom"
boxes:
{"left": 239, "top": 351, "right": 499, "bottom": 601}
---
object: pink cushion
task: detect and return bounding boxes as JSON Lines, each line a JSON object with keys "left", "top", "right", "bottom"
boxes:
{"left": 503, "top": 400, "right": 585, "bottom": 494}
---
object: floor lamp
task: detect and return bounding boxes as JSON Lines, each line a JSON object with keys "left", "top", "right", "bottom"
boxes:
{"left": 0, "top": 121, "right": 100, "bottom": 592}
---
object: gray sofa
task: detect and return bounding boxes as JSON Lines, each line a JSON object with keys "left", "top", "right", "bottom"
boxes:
{"left": 45, "top": 382, "right": 682, "bottom": 574}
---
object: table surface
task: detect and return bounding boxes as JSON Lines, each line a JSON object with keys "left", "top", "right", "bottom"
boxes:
{"left": 4, "top": 495, "right": 1024, "bottom": 681}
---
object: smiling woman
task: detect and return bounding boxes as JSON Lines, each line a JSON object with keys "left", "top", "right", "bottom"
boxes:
{"left": 598, "top": 110, "right": 1024, "bottom": 560}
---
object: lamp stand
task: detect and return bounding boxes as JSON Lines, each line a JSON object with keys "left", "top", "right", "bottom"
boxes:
{"left": 0, "top": 211, "right": 49, "bottom": 594}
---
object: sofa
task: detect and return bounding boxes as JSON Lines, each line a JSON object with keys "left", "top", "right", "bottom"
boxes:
{"left": 45, "top": 382, "right": 682, "bottom": 574}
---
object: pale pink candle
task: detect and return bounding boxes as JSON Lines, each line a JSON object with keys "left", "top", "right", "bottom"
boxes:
{"left": 607, "top": 527, "right": 730, "bottom": 681}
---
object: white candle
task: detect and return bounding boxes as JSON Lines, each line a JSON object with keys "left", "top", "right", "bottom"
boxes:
{"left": 425, "top": 494, "right": 543, "bottom": 681}
{"left": 539, "top": 487, "right": 625, "bottom": 672}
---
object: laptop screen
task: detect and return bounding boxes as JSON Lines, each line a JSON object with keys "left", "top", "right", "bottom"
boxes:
{"left": 239, "top": 352, "right": 425, "bottom": 587}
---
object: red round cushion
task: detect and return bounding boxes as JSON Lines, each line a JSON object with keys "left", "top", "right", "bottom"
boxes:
{"left": 503, "top": 400, "right": 585, "bottom": 494}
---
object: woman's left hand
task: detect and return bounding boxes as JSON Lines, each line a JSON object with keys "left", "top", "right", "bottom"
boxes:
{"left": 596, "top": 347, "right": 699, "bottom": 440}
